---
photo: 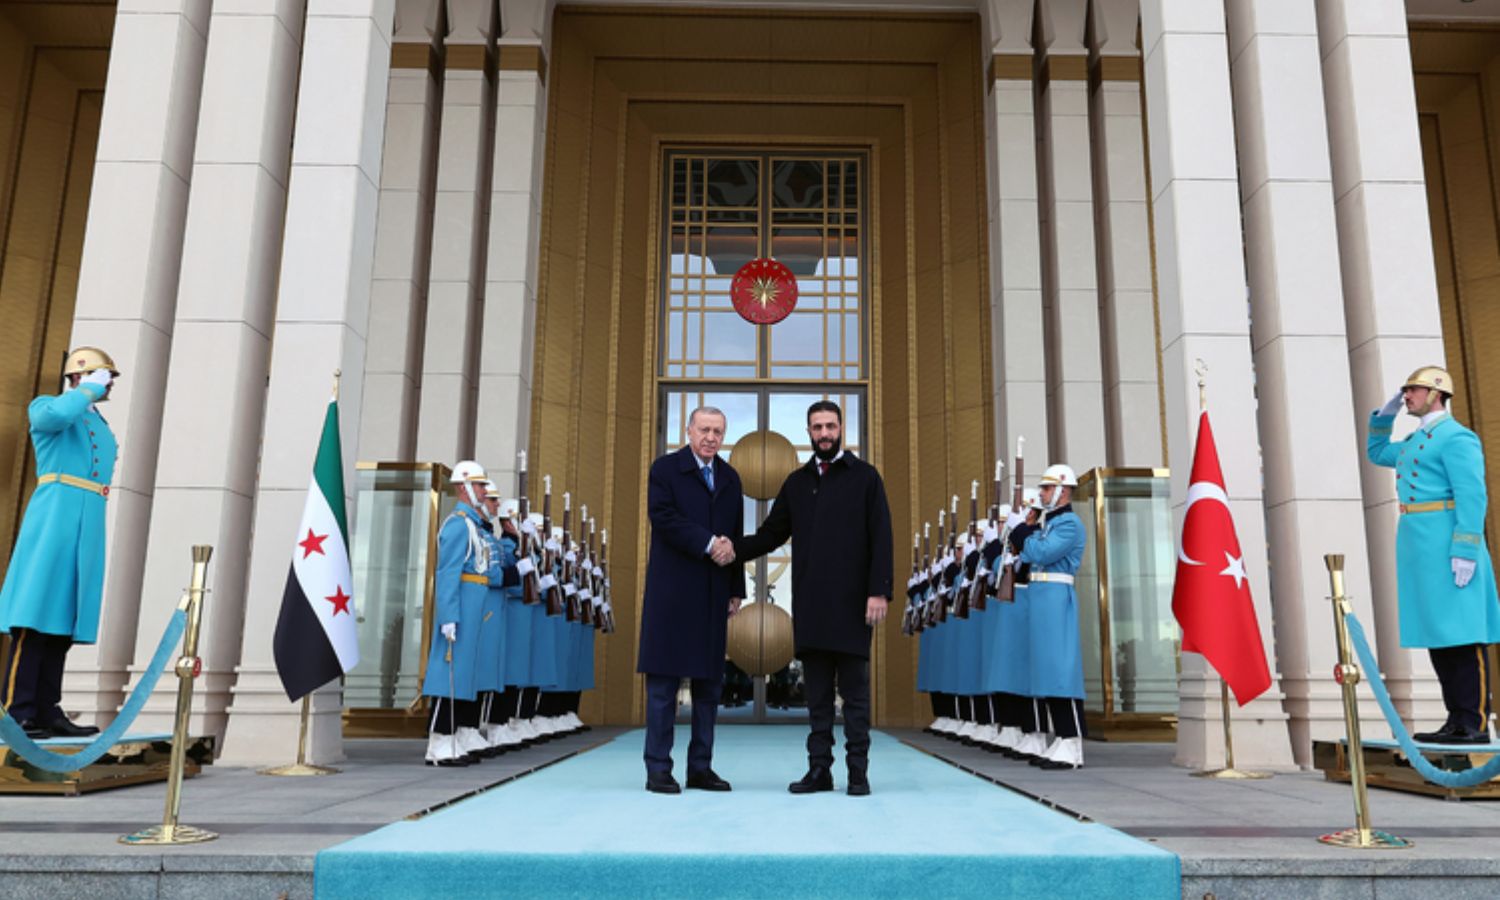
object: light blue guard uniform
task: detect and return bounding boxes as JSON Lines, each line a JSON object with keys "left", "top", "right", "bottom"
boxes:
{"left": 477, "top": 524, "right": 510, "bottom": 696}
{"left": 1367, "top": 408, "right": 1500, "bottom": 649}
{"left": 422, "top": 502, "right": 489, "bottom": 704}
{"left": 500, "top": 533, "right": 533, "bottom": 689}
{"left": 1021, "top": 505, "right": 1087, "bottom": 702}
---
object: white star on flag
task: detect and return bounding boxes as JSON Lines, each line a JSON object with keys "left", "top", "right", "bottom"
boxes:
{"left": 1220, "top": 552, "right": 1247, "bottom": 590}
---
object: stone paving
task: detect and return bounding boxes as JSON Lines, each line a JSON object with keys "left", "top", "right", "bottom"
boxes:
{"left": 3, "top": 726, "right": 1499, "bottom": 898}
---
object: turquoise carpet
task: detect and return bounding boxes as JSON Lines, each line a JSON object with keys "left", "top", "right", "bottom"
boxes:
{"left": 315, "top": 726, "right": 1179, "bottom": 900}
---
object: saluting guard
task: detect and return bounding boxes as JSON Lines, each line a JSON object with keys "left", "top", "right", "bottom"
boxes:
{"left": 0, "top": 347, "right": 120, "bottom": 739}
{"left": 1008, "top": 465, "right": 1088, "bottom": 770}
{"left": 1368, "top": 367, "right": 1500, "bottom": 744}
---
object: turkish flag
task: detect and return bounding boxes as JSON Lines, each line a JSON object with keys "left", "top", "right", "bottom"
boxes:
{"left": 1171, "top": 412, "right": 1272, "bottom": 706}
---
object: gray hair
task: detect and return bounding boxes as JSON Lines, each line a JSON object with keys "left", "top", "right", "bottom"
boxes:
{"left": 687, "top": 405, "right": 726, "bottom": 428}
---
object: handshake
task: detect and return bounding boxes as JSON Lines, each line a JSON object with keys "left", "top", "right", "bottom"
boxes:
{"left": 709, "top": 535, "right": 736, "bottom": 566}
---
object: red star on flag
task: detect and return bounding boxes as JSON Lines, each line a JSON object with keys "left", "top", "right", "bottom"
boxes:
{"left": 299, "top": 529, "right": 328, "bottom": 558}
{"left": 325, "top": 585, "right": 351, "bottom": 616}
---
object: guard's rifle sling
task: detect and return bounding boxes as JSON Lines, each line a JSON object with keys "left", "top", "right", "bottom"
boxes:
{"left": 560, "top": 498, "right": 579, "bottom": 622}
{"left": 600, "top": 528, "right": 616, "bottom": 633}
{"left": 934, "top": 510, "right": 949, "bottom": 624}
{"left": 996, "top": 445, "right": 1024, "bottom": 602}
{"left": 984, "top": 464, "right": 1003, "bottom": 600}
{"left": 903, "top": 535, "right": 920, "bottom": 636}
{"left": 517, "top": 468, "right": 542, "bottom": 606}
{"left": 967, "top": 485, "right": 987, "bottom": 612}
{"left": 586, "top": 518, "right": 603, "bottom": 630}
{"left": 945, "top": 497, "right": 966, "bottom": 619}
{"left": 542, "top": 485, "right": 565, "bottom": 616}
{"left": 953, "top": 494, "right": 972, "bottom": 620}
{"left": 921, "top": 524, "right": 937, "bottom": 628}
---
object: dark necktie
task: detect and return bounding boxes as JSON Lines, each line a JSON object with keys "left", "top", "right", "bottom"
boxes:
{"left": 817, "top": 461, "right": 828, "bottom": 477}
{"left": 701, "top": 465, "right": 714, "bottom": 491}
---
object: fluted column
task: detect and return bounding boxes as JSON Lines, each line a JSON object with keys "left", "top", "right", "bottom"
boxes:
{"left": 476, "top": 0, "right": 551, "bottom": 490}
{"left": 1037, "top": 0, "right": 1108, "bottom": 472}
{"left": 413, "top": 0, "right": 498, "bottom": 464}
{"left": 127, "top": 0, "right": 306, "bottom": 742}
{"left": 359, "top": 0, "right": 444, "bottom": 462}
{"left": 1088, "top": 0, "right": 1163, "bottom": 467}
{"left": 61, "top": 0, "right": 212, "bottom": 724}
{"left": 1225, "top": 0, "right": 1380, "bottom": 766}
{"left": 1141, "top": 0, "right": 1292, "bottom": 769}
{"left": 984, "top": 0, "right": 1050, "bottom": 497}
{"left": 1315, "top": 0, "right": 1447, "bottom": 730}
{"left": 221, "top": 0, "right": 395, "bottom": 766}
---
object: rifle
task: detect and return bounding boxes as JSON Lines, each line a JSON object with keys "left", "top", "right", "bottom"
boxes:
{"left": 934, "top": 509, "right": 948, "bottom": 624}
{"left": 600, "top": 527, "right": 616, "bottom": 634}
{"left": 983, "top": 458, "right": 1004, "bottom": 600}
{"left": 921, "top": 521, "right": 937, "bottom": 628}
{"left": 903, "top": 532, "right": 919, "bottom": 636}
{"left": 587, "top": 517, "right": 604, "bottom": 629}
{"left": 562, "top": 495, "right": 579, "bottom": 622}
{"left": 517, "top": 453, "right": 542, "bottom": 606}
{"left": 947, "top": 495, "right": 967, "bottom": 619}
{"left": 966, "top": 480, "right": 987, "bottom": 612}
{"left": 997, "top": 437, "right": 1025, "bottom": 602}
{"left": 542, "top": 477, "right": 564, "bottom": 616}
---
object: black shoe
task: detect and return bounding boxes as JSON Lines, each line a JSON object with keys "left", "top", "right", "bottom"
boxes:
{"left": 685, "top": 769, "right": 732, "bottom": 791}
{"left": 847, "top": 774, "right": 871, "bottom": 796}
{"left": 788, "top": 767, "right": 834, "bottom": 794}
{"left": 43, "top": 717, "right": 99, "bottom": 738}
{"left": 1414, "top": 724, "right": 1458, "bottom": 743}
{"left": 646, "top": 771, "right": 681, "bottom": 794}
{"left": 1039, "top": 759, "right": 1082, "bottom": 770}
{"left": 1429, "top": 729, "right": 1491, "bottom": 745}
{"left": 426, "top": 756, "right": 471, "bottom": 767}
{"left": 16, "top": 719, "right": 49, "bottom": 740}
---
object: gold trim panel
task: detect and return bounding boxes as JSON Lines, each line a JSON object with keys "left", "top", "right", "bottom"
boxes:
{"left": 1045, "top": 55, "right": 1089, "bottom": 82}
{"left": 991, "top": 54, "right": 1032, "bottom": 83}
{"left": 1097, "top": 56, "right": 1142, "bottom": 82}
{"left": 498, "top": 44, "right": 547, "bottom": 85}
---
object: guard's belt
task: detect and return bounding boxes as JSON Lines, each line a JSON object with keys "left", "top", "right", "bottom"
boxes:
{"left": 1399, "top": 500, "right": 1455, "bottom": 515}
{"left": 1029, "top": 572, "right": 1074, "bottom": 585}
{"left": 460, "top": 573, "right": 488, "bottom": 585}
{"left": 37, "top": 473, "right": 109, "bottom": 497}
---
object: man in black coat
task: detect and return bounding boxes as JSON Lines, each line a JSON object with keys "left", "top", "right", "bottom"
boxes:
{"left": 637, "top": 407, "right": 745, "bottom": 794}
{"left": 734, "top": 400, "right": 893, "bottom": 795}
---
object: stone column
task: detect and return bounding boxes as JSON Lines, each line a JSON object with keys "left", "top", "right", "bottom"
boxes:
{"left": 1088, "top": 0, "right": 1163, "bottom": 467}
{"left": 476, "top": 0, "right": 551, "bottom": 490}
{"left": 983, "top": 0, "right": 1050, "bottom": 497}
{"left": 1036, "top": 0, "right": 1108, "bottom": 473}
{"left": 126, "top": 0, "right": 306, "bottom": 742}
{"left": 413, "top": 0, "right": 498, "bottom": 464}
{"left": 220, "top": 0, "right": 395, "bottom": 766}
{"left": 359, "top": 0, "right": 444, "bottom": 462}
{"left": 61, "top": 0, "right": 212, "bottom": 724}
{"left": 1315, "top": 0, "right": 1447, "bottom": 729}
{"left": 1224, "top": 0, "right": 1380, "bottom": 766}
{"left": 1141, "top": 0, "right": 1292, "bottom": 769}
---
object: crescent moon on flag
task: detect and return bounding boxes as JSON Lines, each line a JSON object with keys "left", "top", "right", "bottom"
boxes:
{"left": 1178, "top": 481, "right": 1232, "bottom": 567}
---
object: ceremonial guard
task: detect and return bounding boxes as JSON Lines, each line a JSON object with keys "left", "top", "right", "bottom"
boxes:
{"left": 0, "top": 347, "right": 120, "bottom": 738}
{"left": 1008, "top": 465, "right": 1087, "bottom": 770}
{"left": 475, "top": 480, "right": 513, "bottom": 755}
{"left": 424, "top": 462, "right": 528, "bottom": 766}
{"left": 1368, "top": 367, "right": 1500, "bottom": 744}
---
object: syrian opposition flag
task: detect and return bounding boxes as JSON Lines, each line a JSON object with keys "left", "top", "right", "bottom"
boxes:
{"left": 272, "top": 393, "right": 359, "bottom": 701}
{"left": 1170, "top": 411, "right": 1272, "bottom": 706}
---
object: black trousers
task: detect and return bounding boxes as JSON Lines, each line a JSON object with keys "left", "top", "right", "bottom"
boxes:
{"left": 428, "top": 697, "right": 480, "bottom": 735}
{"left": 644, "top": 673, "right": 719, "bottom": 775}
{"left": 1038, "top": 697, "right": 1087, "bottom": 739}
{"left": 1430, "top": 643, "right": 1491, "bottom": 734}
{"left": 1, "top": 627, "right": 72, "bottom": 725}
{"left": 994, "top": 692, "right": 1037, "bottom": 732}
{"left": 803, "top": 649, "right": 871, "bottom": 776}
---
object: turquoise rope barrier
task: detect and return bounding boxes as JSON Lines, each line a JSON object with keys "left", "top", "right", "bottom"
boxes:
{"left": 0, "top": 608, "right": 187, "bottom": 772}
{"left": 1344, "top": 611, "right": 1500, "bottom": 788}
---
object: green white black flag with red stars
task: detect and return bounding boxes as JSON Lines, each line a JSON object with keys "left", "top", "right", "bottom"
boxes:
{"left": 272, "top": 393, "right": 358, "bottom": 702}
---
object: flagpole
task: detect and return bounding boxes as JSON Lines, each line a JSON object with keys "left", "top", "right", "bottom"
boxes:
{"left": 1191, "top": 359, "right": 1271, "bottom": 781}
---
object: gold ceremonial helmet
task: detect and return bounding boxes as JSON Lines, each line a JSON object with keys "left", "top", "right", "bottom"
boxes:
{"left": 1403, "top": 366, "right": 1453, "bottom": 396}
{"left": 64, "top": 346, "right": 120, "bottom": 378}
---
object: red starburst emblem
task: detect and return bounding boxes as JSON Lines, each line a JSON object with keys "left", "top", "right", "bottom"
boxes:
{"left": 730, "top": 258, "right": 798, "bottom": 325}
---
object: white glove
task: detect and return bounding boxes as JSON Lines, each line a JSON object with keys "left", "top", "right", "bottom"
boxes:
{"left": 545, "top": 539, "right": 561, "bottom": 553}
{"left": 564, "top": 550, "right": 577, "bottom": 563}
{"left": 1378, "top": 389, "right": 1404, "bottom": 417}
{"left": 563, "top": 583, "right": 578, "bottom": 596}
{"left": 982, "top": 525, "right": 999, "bottom": 544}
{"left": 592, "top": 566, "right": 603, "bottom": 579}
{"left": 81, "top": 369, "right": 112, "bottom": 391}
{"left": 516, "top": 557, "right": 535, "bottom": 577}
{"left": 539, "top": 573, "right": 558, "bottom": 590}
{"left": 579, "top": 589, "right": 592, "bottom": 601}
{"left": 440, "top": 622, "right": 457, "bottom": 642}
{"left": 520, "top": 519, "right": 537, "bottom": 537}
{"left": 1454, "top": 557, "right": 1476, "bottom": 588}
{"left": 1005, "top": 510, "right": 1025, "bottom": 531}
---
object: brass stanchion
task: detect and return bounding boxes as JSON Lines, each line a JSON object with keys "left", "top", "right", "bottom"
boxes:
{"left": 1192, "top": 679, "right": 1271, "bottom": 779}
{"left": 121, "top": 545, "right": 217, "bottom": 845}
{"left": 260, "top": 694, "right": 340, "bottom": 776}
{"left": 1317, "top": 553, "right": 1411, "bottom": 849}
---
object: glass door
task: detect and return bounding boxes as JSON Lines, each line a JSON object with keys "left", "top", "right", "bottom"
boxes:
{"left": 658, "top": 149, "right": 869, "bottom": 723}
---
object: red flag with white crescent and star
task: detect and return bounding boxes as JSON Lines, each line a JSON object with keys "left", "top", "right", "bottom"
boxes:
{"left": 1170, "top": 411, "right": 1272, "bottom": 706}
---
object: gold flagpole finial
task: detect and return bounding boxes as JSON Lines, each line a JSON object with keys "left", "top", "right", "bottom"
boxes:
{"left": 1194, "top": 359, "right": 1208, "bottom": 413}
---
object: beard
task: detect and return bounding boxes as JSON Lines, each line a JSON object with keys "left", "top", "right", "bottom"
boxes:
{"left": 813, "top": 434, "right": 842, "bottom": 461}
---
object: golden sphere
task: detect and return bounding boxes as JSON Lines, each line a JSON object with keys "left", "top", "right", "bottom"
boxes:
{"left": 728, "top": 429, "right": 800, "bottom": 500}
{"left": 725, "top": 602, "right": 795, "bottom": 676}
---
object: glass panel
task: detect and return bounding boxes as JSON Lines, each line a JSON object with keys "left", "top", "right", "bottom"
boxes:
{"left": 347, "top": 467, "right": 453, "bottom": 711}
{"left": 706, "top": 158, "right": 758, "bottom": 207}
{"left": 770, "top": 227, "right": 824, "bottom": 277}
{"left": 771, "top": 159, "right": 825, "bottom": 209}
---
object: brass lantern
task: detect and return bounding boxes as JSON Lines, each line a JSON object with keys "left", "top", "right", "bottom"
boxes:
{"left": 728, "top": 429, "right": 800, "bottom": 500}
{"left": 726, "top": 600, "right": 795, "bottom": 677}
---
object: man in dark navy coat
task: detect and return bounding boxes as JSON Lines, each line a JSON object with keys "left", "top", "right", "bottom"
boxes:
{"left": 735, "top": 400, "right": 893, "bottom": 796}
{"left": 637, "top": 407, "right": 746, "bottom": 794}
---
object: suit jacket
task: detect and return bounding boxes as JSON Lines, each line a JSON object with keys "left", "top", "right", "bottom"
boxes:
{"left": 637, "top": 446, "right": 747, "bottom": 679}
{"left": 736, "top": 452, "right": 894, "bottom": 658}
